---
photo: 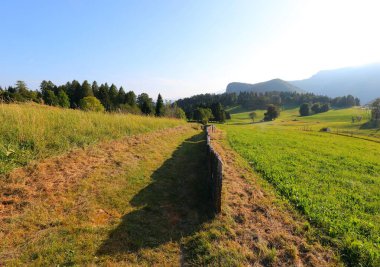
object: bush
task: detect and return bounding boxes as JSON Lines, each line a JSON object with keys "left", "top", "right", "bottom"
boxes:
{"left": 119, "top": 104, "right": 141, "bottom": 115}
{"left": 311, "top": 103, "right": 321, "bottom": 114}
{"left": 79, "top": 96, "right": 105, "bottom": 112}
{"left": 299, "top": 103, "right": 311, "bottom": 116}
{"left": 320, "top": 127, "right": 331, "bottom": 132}
{"left": 249, "top": 111, "right": 257, "bottom": 122}
{"left": 194, "top": 107, "right": 213, "bottom": 125}
{"left": 320, "top": 103, "right": 330, "bottom": 113}
{"left": 264, "top": 105, "right": 280, "bottom": 121}
{"left": 162, "top": 103, "right": 187, "bottom": 119}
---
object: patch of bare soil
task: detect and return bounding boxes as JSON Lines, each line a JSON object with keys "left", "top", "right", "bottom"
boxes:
{"left": 210, "top": 129, "right": 340, "bottom": 267}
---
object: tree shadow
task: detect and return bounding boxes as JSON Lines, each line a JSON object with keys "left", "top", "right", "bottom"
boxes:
{"left": 360, "top": 121, "right": 380, "bottom": 130}
{"left": 97, "top": 132, "right": 212, "bottom": 255}
{"left": 227, "top": 121, "right": 266, "bottom": 126}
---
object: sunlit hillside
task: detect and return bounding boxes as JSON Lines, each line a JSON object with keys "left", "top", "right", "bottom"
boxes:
{"left": 221, "top": 107, "right": 380, "bottom": 266}
{"left": 0, "top": 103, "right": 185, "bottom": 174}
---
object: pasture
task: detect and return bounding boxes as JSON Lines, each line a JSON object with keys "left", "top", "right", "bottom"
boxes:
{"left": 222, "top": 107, "right": 380, "bottom": 266}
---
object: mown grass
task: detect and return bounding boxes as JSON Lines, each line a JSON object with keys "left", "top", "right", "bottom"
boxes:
{"left": 1, "top": 126, "right": 213, "bottom": 265}
{"left": 228, "top": 106, "right": 379, "bottom": 140}
{"left": 0, "top": 103, "right": 185, "bottom": 175}
{"left": 221, "top": 107, "right": 380, "bottom": 266}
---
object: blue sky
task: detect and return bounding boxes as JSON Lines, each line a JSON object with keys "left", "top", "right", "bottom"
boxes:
{"left": 1, "top": 0, "right": 380, "bottom": 99}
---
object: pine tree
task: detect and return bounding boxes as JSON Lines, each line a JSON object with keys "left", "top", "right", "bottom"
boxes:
{"left": 92, "top": 81, "right": 99, "bottom": 97}
{"left": 109, "top": 84, "right": 118, "bottom": 110}
{"left": 81, "top": 80, "right": 94, "bottom": 99}
{"left": 117, "top": 87, "right": 126, "bottom": 105}
{"left": 98, "top": 83, "right": 111, "bottom": 111}
{"left": 211, "top": 102, "right": 226, "bottom": 122}
{"left": 71, "top": 80, "right": 82, "bottom": 108}
{"left": 155, "top": 93, "right": 164, "bottom": 116}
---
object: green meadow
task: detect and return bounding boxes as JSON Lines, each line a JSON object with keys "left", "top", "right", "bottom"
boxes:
{"left": 222, "top": 107, "right": 380, "bottom": 266}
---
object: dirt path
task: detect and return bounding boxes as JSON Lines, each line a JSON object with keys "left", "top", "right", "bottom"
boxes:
{"left": 209, "top": 128, "right": 340, "bottom": 266}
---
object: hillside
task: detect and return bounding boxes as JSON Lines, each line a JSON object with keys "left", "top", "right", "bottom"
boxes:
{"left": 226, "top": 79, "right": 305, "bottom": 94}
{"left": 0, "top": 103, "right": 184, "bottom": 175}
{"left": 289, "top": 63, "right": 380, "bottom": 104}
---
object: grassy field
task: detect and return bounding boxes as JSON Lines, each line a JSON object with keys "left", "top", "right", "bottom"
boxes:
{"left": 1, "top": 103, "right": 339, "bottom": 266}
{"left": 1, "top": 125, "right": 214, "bottom": 265}
{"left": 0, "top": 103, "right": 185, "bottom": 175}
{"left": 2, "top": 103, "right": 378, "bottom": 265}
{"left": 221, "top": 107, "right": 380, "bottom": 266}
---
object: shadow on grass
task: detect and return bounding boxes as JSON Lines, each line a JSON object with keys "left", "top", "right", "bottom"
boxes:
{"left": 97, "top": 132, "right": 212, "bottom": 254}
{"left": 227, "top": 121, "right": 265, "bottom": 126}
{"left": 360, "top": 120, "right": 380, "bottom": 130}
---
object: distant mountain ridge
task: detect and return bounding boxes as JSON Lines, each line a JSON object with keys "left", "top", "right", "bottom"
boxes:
{"left": 288, "top": 63, "right": 380, "bottom": 104}
{"left": 226, "top": 79, "right": 305, "bottom": 94}
{"left": 225, "top": 64, "right": 380, "bottom": 104}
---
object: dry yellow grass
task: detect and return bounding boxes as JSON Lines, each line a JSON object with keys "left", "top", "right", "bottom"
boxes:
{"left": 0, "top": 103, "right": 185, "bottom": 174}
{"left": 0, "top": 124, "right": 212, "bottom": 266}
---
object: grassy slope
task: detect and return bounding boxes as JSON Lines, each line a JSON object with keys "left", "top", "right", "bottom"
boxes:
{"left": 221, "top": 108, "right": 380, "bottom": 266}
{"left": 0, "top": 103, "right": 185, "bottom": 175}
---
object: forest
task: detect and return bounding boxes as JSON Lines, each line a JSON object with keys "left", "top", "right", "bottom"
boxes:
{"left": 0, "top": 80, "right": 186, "bottom": 119}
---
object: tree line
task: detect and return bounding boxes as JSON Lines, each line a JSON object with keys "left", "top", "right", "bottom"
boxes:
{"left": 299, "top": 102, "right": 331, "bottom": 116}
{"left": 0, "top": 80, "right": 186, "bottom": 119}
{"left": 176, "top": 91, "right": 360, "bottom": 121}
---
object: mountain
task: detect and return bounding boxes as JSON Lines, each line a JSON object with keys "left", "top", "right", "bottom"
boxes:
{"left": 289, "top": 63, "right": 380, "bottom": 104}
{"left": 226, "top": 79, "right": 305, "bottom": 94}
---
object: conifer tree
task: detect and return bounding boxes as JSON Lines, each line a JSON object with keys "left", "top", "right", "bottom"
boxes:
{"left": 98, "top": 83, "right": 111, "bottom": 111}
{"left": 155, "top": 93, "right": 164, "bottom": 116}
{"left": 71, "top": 80, "right": 82, "bottom": 108}
{"left": 109, "top": 84, "right": 118, "bottom": 110}
{"left": 117, "top": 87, "right": 126, "bottom": 105}
{"left": 92, "top": 81, "right": 99, "bottom": 97}
{"left": 81, "top": 80, "right": 94, "bottom": 99}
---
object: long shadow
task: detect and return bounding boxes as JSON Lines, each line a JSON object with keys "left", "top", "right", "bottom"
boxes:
{"left": 97, "top": 132, "right": 212, "bottom": 255}
{"left": 227, "top": 121, "right": 266, "bottom": 126}
{"left": 360, "top": 120, "right": 380, "bottom": 130}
